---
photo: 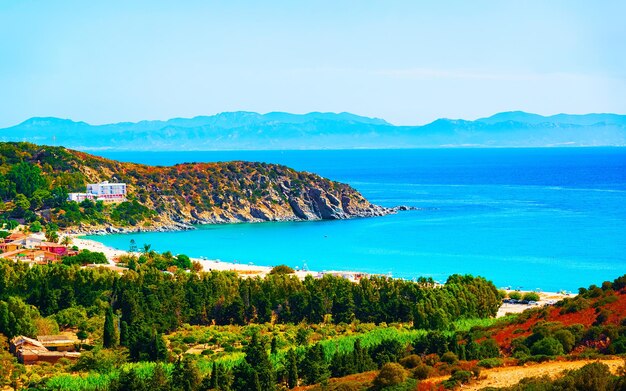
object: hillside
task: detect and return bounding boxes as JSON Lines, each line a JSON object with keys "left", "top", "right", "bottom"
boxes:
{"left": 1, "top": 111, "right": 625, "bottom": 150}
{"left": 0, "top": 142, "right": 389, "bottom": 231}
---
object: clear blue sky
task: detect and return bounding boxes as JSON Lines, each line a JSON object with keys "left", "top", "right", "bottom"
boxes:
{"left": 1, "top": 0, "right": 624, "bottom": 127}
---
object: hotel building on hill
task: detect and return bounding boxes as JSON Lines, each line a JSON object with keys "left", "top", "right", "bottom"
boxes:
{"left": 68, "top": 181, "right": 127, "bottom": 203}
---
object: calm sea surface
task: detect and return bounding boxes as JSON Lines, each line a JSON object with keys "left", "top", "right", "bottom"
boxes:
{"left": 87, "top": 148, "right": 626, "bottom": 292}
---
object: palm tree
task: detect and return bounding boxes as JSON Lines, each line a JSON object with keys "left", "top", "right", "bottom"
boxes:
{"left": 60, "top": 236, "right": 73, "bottom": 246}
{"left": 143, "top": 243, "right": 152, "bottom": 254}
{"left": 45, "top": 230, "right": 59, "bottom": 243}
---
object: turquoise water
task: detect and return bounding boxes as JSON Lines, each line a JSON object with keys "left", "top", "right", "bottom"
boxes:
{"left": 87, "top": 148, "right": 626, "bottom": 292}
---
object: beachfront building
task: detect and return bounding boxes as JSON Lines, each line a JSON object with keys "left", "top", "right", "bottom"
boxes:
{"left": 68, "top": 181, "right": 127, "bottom": 203}
{"left": 0, "top": 234, "right": 75, "bottom": 264}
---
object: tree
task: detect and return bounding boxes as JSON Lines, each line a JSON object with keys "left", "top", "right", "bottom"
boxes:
{"left": 29, "top": 221, "right": 43, "bottom": 233}
{"left": 60, "top": 235, "right": 73, "bottom": 246}
{"left": 210, "top": 361, "right": 219, "bottom": 390}
{"left": 233, "top": 331, "right": 274, "bottom": 391}
{"left": 7, "top": 162, "right": 47, "bottom": 198}
{"left": 269, "top": 265, "right": 295, "bottom": 274}
{"left": 286, "top": 348, "right": 298, "bottom": 389}
{"left": 300, "top": 343, "right": 329, "bottom": 385}
{"left": 0, "top": 297, "right": 39, "bottom": 338}
{"left": 45, "top": 230, "right": 59, "bottom": 243}
{"left": 129, "top": 239, "right": 138, "bottom": 252}
{"left": 103, "top": 306, "right": 117, "bottom": 348}
{"left": 11, "top": 194, "right": 30, "bottom": 218}
{"left": 77, "top": 329, "right": 88, "bottom": 343}
{"left": 172, "top": 356, "right": 201, "bottom": 391}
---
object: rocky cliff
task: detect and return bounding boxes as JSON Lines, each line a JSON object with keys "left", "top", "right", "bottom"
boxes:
{"left": 0, "top": 142, "right": 391, "bottom": 230}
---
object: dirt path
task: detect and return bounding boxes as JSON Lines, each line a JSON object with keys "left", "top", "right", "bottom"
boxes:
{"left": 428, "top": 358, "right": 624, "bottom": 390}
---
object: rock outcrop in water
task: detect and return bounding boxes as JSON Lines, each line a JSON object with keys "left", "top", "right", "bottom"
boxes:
{"left": 0, "top": 142, "right": 392, "bottom": 231}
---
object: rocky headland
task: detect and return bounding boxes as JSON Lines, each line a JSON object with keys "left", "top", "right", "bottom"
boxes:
{"left": 0, "top": 142, "right": 410, "bottom": 232}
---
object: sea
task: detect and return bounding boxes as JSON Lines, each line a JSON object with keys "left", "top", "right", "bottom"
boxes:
{"left": 85, "top": 148, "right": 626, "bottom": 292}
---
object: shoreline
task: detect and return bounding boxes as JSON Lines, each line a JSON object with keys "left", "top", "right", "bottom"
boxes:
{"left": 72, "top": 236, "right": 574, "bottom": 315}
{"left": 64, "top": 206, "right": 417, "bottom": 236}
{"left": 71, "top": 236, "right": 317, "bottom": 279}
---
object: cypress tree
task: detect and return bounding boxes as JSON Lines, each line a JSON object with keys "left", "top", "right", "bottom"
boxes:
{"left": 103, "top": 306, "right": 117, "bottom": 348}
{"left": 210, "top": 361, "right": 219, "bottom": 389}
{"left": 286, "top": 348, "right": 298, "bottom": 389}
{"left": 119, "top": 320, "right": 129, "bottom": 346}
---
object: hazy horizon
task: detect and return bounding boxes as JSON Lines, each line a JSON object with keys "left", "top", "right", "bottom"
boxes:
{"left": 1, "top": 1, "right": 625, "bottom": 128}
{"left": 5, "top": 109, "right": 626, "bottom": 129}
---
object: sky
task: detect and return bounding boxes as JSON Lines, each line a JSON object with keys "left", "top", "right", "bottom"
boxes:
{"left": 1, "top": 0, "right": 625, "bottom": 127}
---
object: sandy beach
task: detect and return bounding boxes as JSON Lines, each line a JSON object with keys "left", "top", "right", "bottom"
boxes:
{"left": 71, "top": 235, "right": 316, "bottom": 278}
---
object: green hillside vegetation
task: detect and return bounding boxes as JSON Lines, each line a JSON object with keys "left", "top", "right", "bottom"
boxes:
{"left": 0, "top": 142, "right": 380, "bottom": 230}
{"left": 3, "top": 252, "right": 626, "bottom": 390}
{"left": 0, "top": 256, "right": 500, "bottom": 390}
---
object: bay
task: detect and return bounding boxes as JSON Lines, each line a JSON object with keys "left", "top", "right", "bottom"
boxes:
{"left": 86, "top": 148, "right": 626, "bottom": 292}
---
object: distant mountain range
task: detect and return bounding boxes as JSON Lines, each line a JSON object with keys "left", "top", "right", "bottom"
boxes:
{"left": 1, "top": 111, "right": 625, "bottom": 150}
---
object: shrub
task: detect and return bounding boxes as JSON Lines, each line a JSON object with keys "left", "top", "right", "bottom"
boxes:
{"left": 412, "top": 364, "right": 433, "bottom": 380}
{"left": 593, "top": 295, "right": 618, "bottom": 308}
{"left": 522, "top": 292, "right": 540, "bottom": 302}
{"left": 530, "top": 337, "right": 564, "bottom": 356}
{"left": 440, "top": 351, "right": 459, "bottom": 365}
{"left": 560, "top": 297, "right": 590, "bottom": 314}
{"left": 423, "top": 353, "right": 439, "bottom": 366}
{"left": 62, "top": 249, "right": 107, "bottom": 266}
{"left": 310, "top": 382, "right": 362, "bottom": 391}
{"left": 479, "top": 338, "right": 501, "bottom": 358}
{"left": 399, "top": 354, "right": 421, "bottom": 369}
{"left": 610, "top": 336, "right": 626, "bottom": 354}
{"left": 442, "top": 379, "right": 459, "bottom": 389}
{"left": 373, "top": 363, "right": 407, "bottom": 389}
{"left": 553, "top": 329, "right": 576, "bottom": 353}
{"left": 594, "top": 309, "right": 611, "bottom": 326}
{"left": 562, "top": 362, "right": 613, "bottom": 390}
{"left": 450, "top": 370, "right": 472, "bottom": 384}
{"left": 508, "top": 291, "right": 522, "bottom": 300}
{"left": 269, "top": 264, "right": 295, "bottom": 274}
{"left": 477, "top": 358, "right": 503, "bottom": 368}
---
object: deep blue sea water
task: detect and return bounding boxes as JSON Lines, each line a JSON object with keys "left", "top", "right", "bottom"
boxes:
{"left": 86, "top": 148, "right": 626, "bottom": 292}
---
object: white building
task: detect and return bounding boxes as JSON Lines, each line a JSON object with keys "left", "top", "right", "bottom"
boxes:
{"left": 68, "top": 181, "right": 127, "bottom": 203}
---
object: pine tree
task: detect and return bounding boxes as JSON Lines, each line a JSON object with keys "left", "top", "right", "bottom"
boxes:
{"left": 244, "top": 331, "right": 274, "bottom": 390}
{"left": 233, "top": 331, "right": 275, "bottom": 391}
{"left": 103, "top": 306, "right": 117, "bottom": 348}
{"left": 300, "top": 343, "right": 329, "bottom": 385}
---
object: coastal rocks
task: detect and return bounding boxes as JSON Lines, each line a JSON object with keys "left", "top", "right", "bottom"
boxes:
{"left": 391, "top": 205, "right": 419, "bottom": 212}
